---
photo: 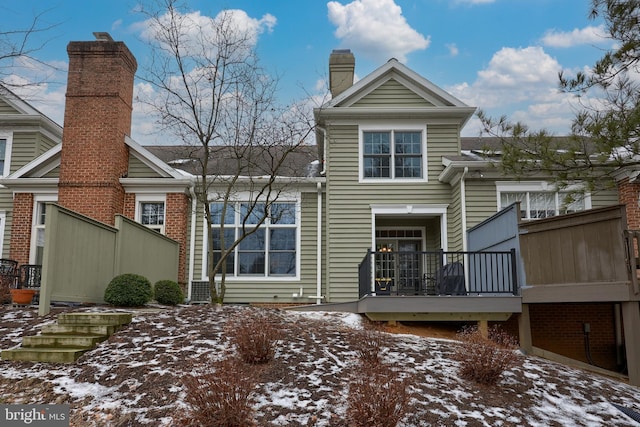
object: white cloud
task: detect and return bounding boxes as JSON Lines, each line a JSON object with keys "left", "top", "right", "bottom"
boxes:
{"left": 453, "top": 0, "right": 496, "bottom": 5}
{"left": 135, "top": 9, "right": 276, "bottom": 53}
{"left": 446, "top": 43, "right": 459, "bottom": 57}
{"left": 450, "top": 46, "right": 580, "bottom": 136}
{"left": 541, "top": 24, "right": 608, "bottom": 48}
{"left": 327, "top": 0, "right": 430, "bottom": 63}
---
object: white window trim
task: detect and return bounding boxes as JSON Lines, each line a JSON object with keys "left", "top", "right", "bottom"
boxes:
{"left": 358, "top": 123, "right": 428, "bottom": 184}
{"left": 30, "top": 194, "right": 57, "bottom": 264}
{"left": 495, "top": 181, "right": 592, "bottom": 218}
{"left": 135, "top": 194, "right": 167, "bottom": 234}
{"left": 0, "top": 132, "right": 14, "bottom": 177}
{"left": 202, "top": 194, "right": 301, "bottom": 281}
{"left": 370, "top": 204, "right": 448, "bottom": 251}
{"left": 374, "top": 226, "right": 427, "bottom": 252}
{"left": 0, "top": 211, "right": 6, "bottom": 257}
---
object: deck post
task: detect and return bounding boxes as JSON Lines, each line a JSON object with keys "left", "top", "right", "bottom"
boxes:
{"left": 518, "top": 304, "right": 532, "bottom": 354}
{"left": 621, "top": 301, "right": 640, "bottom": 386}
{"left": 478, "top": 320, "right": 488, "bottom": 338}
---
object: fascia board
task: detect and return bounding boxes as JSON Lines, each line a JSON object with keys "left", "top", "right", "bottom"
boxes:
{"left": 438, "top": 160, "right": 494, "bottom": 183}
{"left": 0, "top": 114, "right": 63, "bottom": 140}
{"left": 0, "top": 178, "right": 59, "bottom": 192}
{"left": 120, "top": 177, "right": 193, "bottom": 193}
{"left": 317, "top": 106, "right": 477, "bottom": 125}
{"left": 8, "top": 144, "right": 62, "bottom": 179}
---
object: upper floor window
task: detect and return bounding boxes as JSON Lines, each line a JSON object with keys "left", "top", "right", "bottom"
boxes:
{"left": 360, "top": 125, "right": 426, "bottom": 182}
{"left": 497, "top": 182, "right": 591, "bottom": 220}
{"left": 0, "top": 134, "right": 13, "bottom": 176}
{"left": 209, "top": 201, "right": 298, "bottom": 278}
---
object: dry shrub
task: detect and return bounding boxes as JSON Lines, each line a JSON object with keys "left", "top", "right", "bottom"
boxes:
{"left": 346, "top": 362, "right": 412, "bottom": 427}
{"left": 350, "top": 321, "right": 389, "bottom": 365}
{"left": 453, "top": 325, "right": 521, "bottom": 385}
{"left": 180, "top": 357, "right": 257, "bottom": 427}
{"left": 227, "top": 309, "right": 282, "bottom": 364}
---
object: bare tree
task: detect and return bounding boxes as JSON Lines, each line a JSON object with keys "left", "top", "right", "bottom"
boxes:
{"left": 136, "top": 0, "right": 318, "bottom": 303}
{"left": 0, "top": 7, "right": 60, "bottom": 88}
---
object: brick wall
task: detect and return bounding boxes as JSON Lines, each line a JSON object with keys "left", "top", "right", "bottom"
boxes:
{"left": 9, "top": 193, "right": 34, "bottom": 265}
{"left": 618, "top": 177, "right": 640, "bottom": 229}
{"left": 529, "top": 303, "right": 622, "bottom": 371}
{"left": 166, "top": 193, "right": 189, "bottom": 285}
{"left": 58, "top": 40, "right": 137, "bottom": 225}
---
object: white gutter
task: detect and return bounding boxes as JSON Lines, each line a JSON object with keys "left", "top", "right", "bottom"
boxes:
{"left": 187, "top": 185, "right": 198, "bottom": 302}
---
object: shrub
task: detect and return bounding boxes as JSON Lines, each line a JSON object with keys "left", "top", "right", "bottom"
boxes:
{"left": 154, "top": 280, "right": 183, "bottom": 305}
{"left": 346, "top": 362, "right": 412, "bottom": 427}
{"left": 226, "top": 309, "right": 282, "bottom": 364}
{"left": 453, "top": 325, "right": 521, "bottom": 386}
{"left": 104, "top": 273, "right": 152, "bottom": 307}
{"left": 181, "top": 357, "right": 257, "bottom": 427}
{"left": 350, "top": 321, "right": 389, "bottom": 365}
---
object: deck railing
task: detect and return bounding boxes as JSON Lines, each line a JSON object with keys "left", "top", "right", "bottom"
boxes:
{"left": 358, "top": 249, "right": 519, "bottom": 298}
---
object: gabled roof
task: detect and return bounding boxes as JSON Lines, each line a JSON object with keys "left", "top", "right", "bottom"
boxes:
{"left": 0, "top": 85, "right": 63, "bottom": 141}
{"left": 315, "top": 58, "right": 476, "bottom": 127}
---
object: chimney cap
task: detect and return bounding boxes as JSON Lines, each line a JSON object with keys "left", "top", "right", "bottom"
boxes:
{"left": 331, "top": 49, "right": 352, "bottom": 54}
{"left": 93, "top": 32, "right": 114, "bottom": 42}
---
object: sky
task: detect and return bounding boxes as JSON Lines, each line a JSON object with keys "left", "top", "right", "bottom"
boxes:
{"left": 1, "top": 0, "right": 613, "bottom": 145}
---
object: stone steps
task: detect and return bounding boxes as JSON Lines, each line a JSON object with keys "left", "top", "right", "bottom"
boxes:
{"left": 1, "top": 311, "right": 132, "bottom": 363}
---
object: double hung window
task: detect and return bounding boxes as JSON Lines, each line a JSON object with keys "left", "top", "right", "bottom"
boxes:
{"left": 362, "top": 129, "right": 424, "bottom": 180}
{"left": 140, "top": 202, "right": 165, "bottom": 234}
{"left": 497, "top": 182, "right": 590, "bottom": 220}
{"left": 0, "top": 133, "right": 12, "bottom": 176}
{"left": 209, "top": 201, "right": 298, "bottom": 278}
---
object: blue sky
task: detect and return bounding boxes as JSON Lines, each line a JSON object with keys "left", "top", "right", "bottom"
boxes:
{"left": 2, "top": 0, "right": 611, "bottom": 144}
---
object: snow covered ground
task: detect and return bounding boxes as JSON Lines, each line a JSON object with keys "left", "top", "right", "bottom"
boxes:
{"left": 0, "top": 304, "right": 639, "bottom": 426}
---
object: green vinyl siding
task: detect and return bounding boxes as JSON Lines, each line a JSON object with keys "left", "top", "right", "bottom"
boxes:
{"left": 0, "top": 99, "right": 19, "bottom": 114}
{"left": 37, "top": 134, "right": 59, "bottom": 155}
{"left": 192, "top": 190, "right": 321, "bottom": 304}
{"left": 324, "top": 123, "right": 460, "bottom": 302}
{"left": 10, "top": 132, "right": 40, "bottom": 172}
{"left": 128, "top": 154, "right": 163, "bottom": 178}
{"left": 591, "top": 188, "right": 619, "bottom": 208}
{"left": 448, "top": 180, "right": 463, "bottom": 251}
{"left": 353, "top": 79, "right": 435, "bottom": 107}
{"left": 42, "top": 166, "right": 60, "bottom": 178}
{"left": 465, "top": 179, "right": 500, "bottom": 230}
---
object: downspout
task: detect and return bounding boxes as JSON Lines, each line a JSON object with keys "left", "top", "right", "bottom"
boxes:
{"left": 187, "top": 184, "right": 197, "bottom": 302}
{"left": 460, "top": 167, "right": 469, "bottom": 291}
{"left": 461, "top": 167, "right": 468, "bottom": 251}
{"left": 312, "top": 126, "right": 327, "bottom": 304}
{"left": 314, "top": 181, "right": 323, "bottom": 304}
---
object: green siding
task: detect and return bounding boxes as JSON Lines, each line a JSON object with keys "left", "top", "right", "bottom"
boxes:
{"left": 353, "top": 79, "right": 434, "bottom": 107}
{"left": 11, "top": 132, "right": 39, "bottom": 172}
{"left": 191, "top": 191, "right": 322, "bottom": 304}
{"left": 448, "top": 180, "right": 463, "bottom": 251}
{"left": 465, "top": 180, "right": 500, "bottom": 229}
{"left": 128, "top": 154, "right": 163, "bottom": 178}
{"left": 0, "top": 99, "right": 19, "bottom": 114}
{"left": 324, "top": 123, "right": 460, "bottom": 302}
{"left": 591, "top": 188, "right": 619, "bottom": 208}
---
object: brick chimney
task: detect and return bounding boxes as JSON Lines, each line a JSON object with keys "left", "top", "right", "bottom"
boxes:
{"left": 58, "top": 32, "right": 137, "bottom": 225}
{"left": 329, "top": 49, "right": 355, "bottom": 98}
